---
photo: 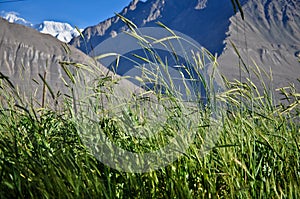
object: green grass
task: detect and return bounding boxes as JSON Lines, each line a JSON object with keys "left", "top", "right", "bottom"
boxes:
{"left": 0, "top": 22, "right": 299, "bottom": 198}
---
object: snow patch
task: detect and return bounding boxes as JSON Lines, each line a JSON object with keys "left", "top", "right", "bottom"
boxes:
{"left": 195, "top": 0, "right": 208, "bottom": 10}
{"left": 34, "top": 21, "right": 81, "bottom": 43}
{"left": 1, "top": 11, "right": 33, "bottom": 27}
{"left": 1, "top": 11, "right": 82, "bottom": 43}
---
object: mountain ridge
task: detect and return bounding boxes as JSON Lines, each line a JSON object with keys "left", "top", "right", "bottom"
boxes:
{"left": 1, "top": 0, "right": 299, "bottom": 104}
{"left": 0, "top": 17, "right": 143, "bottom": 108}
{"left": 70, "top": 0, "right": 300, "bottom": 99}
{"left": 70, "top": 0, "right": 241, "bottom": 55}
{"left": 0, "top": 11, "right": 81, "bottom": 43}
{"left": 219, "top": 0, "right": 300, "bottom": 91}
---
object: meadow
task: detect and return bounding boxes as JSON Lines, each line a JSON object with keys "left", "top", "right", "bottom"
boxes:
{"left": 0, "top": 19, "right": 299, "bottom": 198}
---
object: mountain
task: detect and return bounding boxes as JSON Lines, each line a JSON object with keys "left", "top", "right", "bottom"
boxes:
{"left": 0, "top": 18, "right": 140, "bottom": 108}
{"left": 70, "top": 0, "right": 238, "bottom": 55}
{"left": 0, "top": 11, "right": 80, "bottom": 43}
{"left": 219, "top": 0, "right": 300, "bottom": 93}
{"left": 70, "top": 0, "right": 300, "bottom": 100}
{"left": 34, "top": 21, "right": 81, "bottom": 43}
{"left": 0, "top": 11, "right": 33, "bottom": 27}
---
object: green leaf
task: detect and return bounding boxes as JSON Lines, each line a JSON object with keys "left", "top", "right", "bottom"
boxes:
{"left": 38, "top": 73, "right": 55, "bottom": 100}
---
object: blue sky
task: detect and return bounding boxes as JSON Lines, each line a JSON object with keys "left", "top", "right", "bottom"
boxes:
{"left": 0, "top": 0, "right": 134, "bottom": 28}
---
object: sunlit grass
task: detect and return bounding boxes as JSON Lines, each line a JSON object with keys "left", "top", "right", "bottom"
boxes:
{"left": 0, "top": 20, "right": 299, "bottom": 198}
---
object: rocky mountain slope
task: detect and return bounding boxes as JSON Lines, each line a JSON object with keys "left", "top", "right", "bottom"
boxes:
{"left": 70, "top": 0, "right": 237, "bottom": 55}
{"left": 0, "top": 18, "right": 139, "bottom": 108}
{"left": 219, "top": 0, "right": 300, "bottom": 93}
{"left": 70, "top": 0, "right": 300, "bottom": 100}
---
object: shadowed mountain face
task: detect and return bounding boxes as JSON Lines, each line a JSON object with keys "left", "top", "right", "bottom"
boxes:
{"left": 70, "top": 0, "right": 245, "bottom": 55}
{"left": 70, "top": 0, "right": 300, "bottom": 100}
